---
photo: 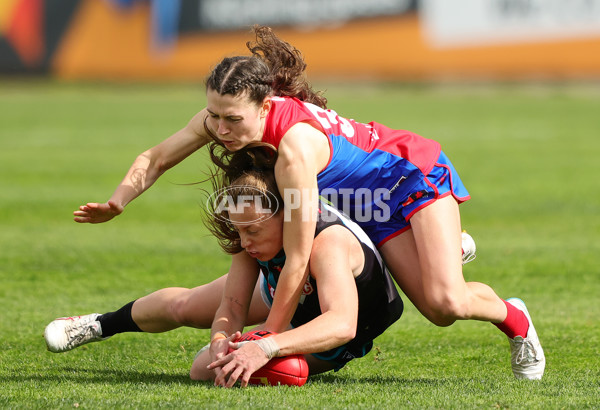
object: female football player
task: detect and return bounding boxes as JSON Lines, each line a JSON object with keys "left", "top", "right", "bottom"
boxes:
{"left": 190, "top": 155, "right": 403, "bottom": 385}
{"left": 46, "top": 149, "right": 403, "bottom": 386}
{"left": 71, "top": 26, "right": 544, "bottom": 380}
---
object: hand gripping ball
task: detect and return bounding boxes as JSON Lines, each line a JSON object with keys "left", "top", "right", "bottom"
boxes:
{"left": 234, "top": 330, "right": 308, "bottom": 386}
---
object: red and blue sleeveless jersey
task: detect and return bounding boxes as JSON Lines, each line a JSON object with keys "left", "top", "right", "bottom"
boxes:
{"left": 262, "top": 96, "right": 442, "bottom": 223}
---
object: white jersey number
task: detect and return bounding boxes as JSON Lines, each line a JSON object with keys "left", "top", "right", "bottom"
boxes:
{"left": 304, "top": 102, "right": 355, "bottom": 139}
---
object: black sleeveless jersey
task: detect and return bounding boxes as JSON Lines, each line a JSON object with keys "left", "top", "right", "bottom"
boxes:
{"left": 258, "top": 202, "right": 403, "bottom": 361}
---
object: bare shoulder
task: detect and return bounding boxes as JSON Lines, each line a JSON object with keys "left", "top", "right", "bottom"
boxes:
{"left": 311, "top": 225, "right": 355, "bottom": 259}
{"left": 310, "top": 224, "right": 364, "bottom": 277}
{"left": 278, "top": 122, "right": 330, "bottom": 170}
{"left": 279, "top": 122, "right": 328, "bottom": 150}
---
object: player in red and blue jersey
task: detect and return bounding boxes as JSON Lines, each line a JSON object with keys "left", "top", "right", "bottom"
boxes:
{"left": 70, "top": 26, "right": 544, "bottom": 380}
{"left": 262, "top": 95, "right": 470, "bottom": 246}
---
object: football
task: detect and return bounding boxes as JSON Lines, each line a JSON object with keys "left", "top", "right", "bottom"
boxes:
{"left": 234, "top": 330, "right": 309, "bottom": 386}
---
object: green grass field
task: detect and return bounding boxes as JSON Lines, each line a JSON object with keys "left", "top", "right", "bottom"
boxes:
{"left": 1, "top": 80, "right": 599, "bottom": 408}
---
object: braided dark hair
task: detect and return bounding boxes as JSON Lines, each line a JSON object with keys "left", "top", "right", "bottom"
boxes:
{"left": 205, "top": 56, "right": 273, "bottom": 105}
{"left": 202, "top": 26, "right": 323, "bottom": 253}
{"left": 205, "top": 25, "right": 327, "bottom": 108}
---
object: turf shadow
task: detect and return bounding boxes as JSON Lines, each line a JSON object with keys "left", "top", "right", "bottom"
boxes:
{"left": 310, "top": 373, "right": 451, "bottom": 387}
{"left": 21, "top": 366, "right": 203, "bottom": 386}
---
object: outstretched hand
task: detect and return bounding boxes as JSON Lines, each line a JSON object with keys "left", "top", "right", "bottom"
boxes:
{"left": 73, "top": 201, "right": 123, "bottom": 224}
{"left": 208, "top": 339, "right": 270, "bottom": 388}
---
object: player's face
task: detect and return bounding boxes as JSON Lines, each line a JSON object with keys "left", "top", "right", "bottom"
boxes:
{"left": 206, "top": 89, "right": 270, "bottom": 151}
{"left": 229, "top": 205, "right": 283, "bottom": 262}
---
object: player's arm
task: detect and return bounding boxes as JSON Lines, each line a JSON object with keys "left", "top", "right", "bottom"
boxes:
{"left": 208, "top": 226, "right": 361, "bottom": 388}
{"left": 74, "top": 109, "right": 213, "bottom": 224}
{"left": 263, "top": 122, "right": 330, "bottom": 333}
{"left": 271, "top": 226, "right": 359, "bottom": 356}
{"left": 211, "top": 251, "right": 260, "bottom": 340}
{"left": 189, "top": 251, "right": 259, "bottom": 381}
{"left": 210, "top": 226, "right": 359, "bottom": 387}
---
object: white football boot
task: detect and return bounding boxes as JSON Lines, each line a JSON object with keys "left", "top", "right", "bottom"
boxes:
{"left": 505, "top": 298, "right": 546, "bottom": 380}
{"left": 461, "top": 231, "right": 477, "bottom": 265}
{"left": 44, "top": 314, "right": 109, "bottom": 353}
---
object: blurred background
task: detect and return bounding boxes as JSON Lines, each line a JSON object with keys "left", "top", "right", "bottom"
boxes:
{"left": 2, "top": 0, "right": 600, "bottom": 82}
{"left": 2, "top": 2, "right": 600, "bottom": 406}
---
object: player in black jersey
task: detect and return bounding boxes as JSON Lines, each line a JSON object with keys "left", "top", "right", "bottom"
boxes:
{"left": 191, "top": 165, "right": 402, "bottom": 387}
{"left": 45, "top": 148, "right": 402, "bottom": 387}
{"left": 255, "top": 201, "right": 402, "bottom": 371}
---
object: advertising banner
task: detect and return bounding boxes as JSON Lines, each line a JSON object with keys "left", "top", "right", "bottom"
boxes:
{"left": 180, "top": 0, "right": 416, "bottom": 32}
{"left": 0, "top": 0, "right": 79, "bottom": 73}
{"left": 2, "top": 0, "right": 599, "bottom": 79}
{"left": 421, "top": 0, "right": 600, "bottom": 48}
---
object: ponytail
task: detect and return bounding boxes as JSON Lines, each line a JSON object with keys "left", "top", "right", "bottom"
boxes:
{"left": 247, "top": 25, "right": 327, "bottom": 108}
{"left": 206, "top": 25, "right": 327, "bottom": 109}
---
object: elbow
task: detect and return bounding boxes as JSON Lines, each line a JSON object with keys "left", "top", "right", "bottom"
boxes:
{"left": 322, "top": 311, "right": 357, "bottom": 346}
{"left": 155, "top": 158, "right": 170, "bottom": 175}
{"left": 139, "top": 150, "right": 168, "bottom": 176}
{"left": 337, "top": 321, "right": 357, "bottom": 345}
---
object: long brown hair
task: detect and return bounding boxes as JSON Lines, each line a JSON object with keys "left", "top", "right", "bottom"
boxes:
{"left": 205, "top": 25, "right": 327, "bottom": 109}
{"left": 204, "top": 26, "right": 325, "bottom": 189}
{"left": 203, "top": 26, "right": 319, "bottom": 252}
{"left": 204, "top": 146, "right": 281, "bottom": 254}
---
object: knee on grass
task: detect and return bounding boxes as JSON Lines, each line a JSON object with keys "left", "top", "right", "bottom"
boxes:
{"left": 189, "top": 354, "right": 215, "bottom": 382}
{"left": 189, "top": 367, "right": 213, "bottom": 382}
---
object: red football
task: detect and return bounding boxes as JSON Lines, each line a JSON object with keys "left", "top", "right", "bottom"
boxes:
{"left": 233, "top": 330, "right": 309, "bottom": 387}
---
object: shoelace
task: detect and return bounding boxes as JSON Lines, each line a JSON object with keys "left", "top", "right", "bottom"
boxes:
{"left": 462, "top": 252, "right": 476, "bottom": 264}
{"left": 65, "top": 319, "right": 99, "bottom": 348}
{"left": 514, "top": 338, "right": 540, "bottom": 365}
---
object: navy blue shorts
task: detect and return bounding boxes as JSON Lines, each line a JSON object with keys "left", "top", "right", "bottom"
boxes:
{"left": 310, "top": 341, "right": 373, "bottom": 372}
{"left": 365, "top": 151, "right": 471, "bottom": 247}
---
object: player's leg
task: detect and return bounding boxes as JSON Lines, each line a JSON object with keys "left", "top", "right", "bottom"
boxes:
{"left": 44, "top": 274, "right": 270, "bottom": 353}
{"left": 376, "top": 229, "right": 477, "bottom": 323}
{"left": 44, "top": 275, "right": 229, "bottom": 353}
{"left": 378, "top": 228, "right": 435, "bottom": 323}
{"left": 381, "top": 196, "right": 509, "bottom": 324}
{"left": 189, "top": 345, "right": 215, "bottom": 381}
{"left": 132, "top": 273, "right": 270, "bottom": 331}
{"left": 380, "top": 196, "right": 545, "bottom": 379}
{"left": 132, "top": 275, "right": 228, "bottom": 332}
{"left": 409, "top": 195, "right": 507, "bottom": 324}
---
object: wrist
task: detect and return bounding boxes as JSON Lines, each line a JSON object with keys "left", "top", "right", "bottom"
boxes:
{"left": 251, "top": 337, "right": 280, "bottom": 360}
{"left": 211, "top": 331, "right": 228, "bottom": 343}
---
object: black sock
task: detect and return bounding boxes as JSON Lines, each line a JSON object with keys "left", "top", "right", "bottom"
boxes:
{"left": 97, "top": 301, "right": 142, "bottom": 337}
